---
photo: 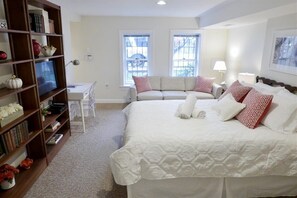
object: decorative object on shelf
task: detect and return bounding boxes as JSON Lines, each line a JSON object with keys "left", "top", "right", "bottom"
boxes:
{"left": 20, "top": 158, "right": 33, "bottom": 170}
{"left": 32, "top": 39, "right": 41, "bottom": 58}
{"left": 41, "top": 45, "right": 56, "bottom": 57}
{"left": 213, "top": 60, "right": 227, "bottom": 84}
{"left": 0, "top": 51, "right": 7, "bottom": 60}
{"left": 65, "top": 59, "right": 80, "bottom": 67}
{"left": 6, "top": 75, "right": 23, "bottom": 89}
{"left": 41, "top": 108, "right": 51, "bottom": 121}
{"left": 0, "top": 19, "right": 7, "bottom": 29}
{"left": 47, "top": 133, "right": 63, "bottom": 144}
{"left": 0, "top": 164, "right": 19, "bottom": 190}
{"left": 49, "top": 19, "right": 55, "bottom": 33}
{"left": 0, "top": 103, "right": 24, "bottom": 127}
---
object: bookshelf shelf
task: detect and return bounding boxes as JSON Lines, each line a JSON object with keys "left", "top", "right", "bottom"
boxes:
{"left": 0, "top": 109, "right": 39, "bottom": 135}
{"left": 0, "top": 85, "right": 36, "bottom": 99}
{"left": 0, "top": 158, "right": 47, "bottom": 197}
{"left": 0, "top": 29, "right": 30, "bottom": 34}
{"left": 44, "top": 117, "right": 69, "bottom": 142}
{"left": 39, "top": 88, "right": 66, "bottom": 103}
{"left": 0, "top": 0, "right": 71, "bottom": 197}
{"left": 42, "top": 107, "right": 67, "bottom": 128}
{"left": 0, "top": 130, "right": 42, "bottom": 164}
{"left": 46, "top": 128, "right": 70, "bottom": 163}
{"left": 30, "top": 32, "right": 62, "bottom": 37}
{"left": 0, "top": 59, "right": 34, "bottom": 67}
{"left": 35, "top": 54, "right": 64, "bottom": 62}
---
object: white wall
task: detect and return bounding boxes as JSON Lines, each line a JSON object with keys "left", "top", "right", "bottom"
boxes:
{"left": 70, "top": 16, "right": 227, "bottom": 103}
{"left": 59, "top": 8, "right": 81, "bottom": 83}
{"left": 260, "top": 13, "right": 297, "bottom": 86}
{"left": 225, "top": 22, "right": 267, "bottom": 84}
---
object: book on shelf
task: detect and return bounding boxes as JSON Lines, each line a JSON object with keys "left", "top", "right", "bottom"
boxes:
{"left": 29, "top": 9, "right": 50, "bottom": 33}
{"left": 0, "top": 121, "right": 29, "bottom": 154}
{"left": 0, "top": 137, "right": 6, "bottom": 159}
{"left": 45, "top": 121, "right": 61, "bottom": 132}
{"left": 29, "top": 12, "right": 44, "bottom": 33}
{"left": 47, "top": 134, "right": 63, "bottom": 145}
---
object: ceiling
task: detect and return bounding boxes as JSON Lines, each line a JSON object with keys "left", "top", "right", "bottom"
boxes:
{"left": 49, "top": 0, "right": 297, "bottom": 28}
{"left": 50, "top": 0, "right": 228, "bottom": 17}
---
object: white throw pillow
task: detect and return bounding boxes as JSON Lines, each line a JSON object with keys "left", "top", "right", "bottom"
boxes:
{"left": 253, "top": 82, "right": 284, "bottom": 94}
{"left": 261, "top": 93, "right": 297, "bottom": 133}
{"left": 212, "top": 93, "right": 246, "bottom": 121}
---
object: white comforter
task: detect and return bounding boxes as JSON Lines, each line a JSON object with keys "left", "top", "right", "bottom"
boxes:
{"left": 110, "top": 100, "right": 297, "bottom": 185}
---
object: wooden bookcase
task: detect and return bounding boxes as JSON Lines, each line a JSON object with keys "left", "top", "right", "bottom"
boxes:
{"left": 0, "top": 0, "right": 71, "bottom": 197}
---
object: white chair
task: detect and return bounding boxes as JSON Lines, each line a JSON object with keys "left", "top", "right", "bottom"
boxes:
{"left": 69, "top": 81, "right": 96, "bottom": 120}
{"left": 82, "top": 81, "right": 97, "bottom": 117}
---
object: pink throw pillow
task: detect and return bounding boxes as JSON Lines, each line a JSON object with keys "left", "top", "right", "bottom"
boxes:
{"left": 219, "top": 80, "right": 252, "bottom": 102}
{"left": 132, "top": 76, "right": 152, "bottom": 93}
{"left": 193, "top": 76, "right": 214, "bottom": 93}
{"left": 236, "top": 88, "right": 273, "bottom": 129}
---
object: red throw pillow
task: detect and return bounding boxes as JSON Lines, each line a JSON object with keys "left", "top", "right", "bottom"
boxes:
{"left": 219, "top": 80, "right": 252, "bottom": 102}
{"left": 132, "top": 76, "right": 152, "bottom": 93}
{"left": 193, "top": 76, "right": 214, "bottom": 93}
{"left": 236, "top": 88, "right": 273, "bottom": 129}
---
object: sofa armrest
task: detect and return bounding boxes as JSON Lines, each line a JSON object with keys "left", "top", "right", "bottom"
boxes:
{"left": 212, "top": 83, "right": 223, "bottom": 99}
{"left": 130, "top": 85, "right": 137, "bottom": 102}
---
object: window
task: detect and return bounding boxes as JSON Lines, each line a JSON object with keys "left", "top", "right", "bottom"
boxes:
{"left": 120, "top": 31, "right": 152, "bottom": 86}
{"left": 170, "top": 31, "right": 200, "bottom": 77}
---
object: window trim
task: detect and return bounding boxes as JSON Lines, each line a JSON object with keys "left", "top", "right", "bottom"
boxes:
{"left": 169, "top": 30, "right": 202, "bottom": 77}
{"left": 119, "top": 30, "right": 153, "bottom": 86}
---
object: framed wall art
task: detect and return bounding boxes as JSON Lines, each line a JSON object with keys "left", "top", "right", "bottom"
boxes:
{"left": 269, "top": 29, "right": 297, "bottom": 75}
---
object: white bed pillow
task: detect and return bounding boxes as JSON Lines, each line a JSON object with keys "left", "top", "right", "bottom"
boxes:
{"left": 253, "top": 82, "right": 284, "bottom": 94}
{"left": 261, "top": 89, "right": 297, "bottom": 134}
{"left": 212, "top": 93, "right": 246, "bottom": 121}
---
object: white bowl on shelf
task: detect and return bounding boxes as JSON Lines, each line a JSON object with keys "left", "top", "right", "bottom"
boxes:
{"left": 41, "top": 45, "right": 57, "bottom": 57}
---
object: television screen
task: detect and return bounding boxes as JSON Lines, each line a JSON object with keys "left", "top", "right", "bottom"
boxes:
{"left": 35, "top": 61, "right": 58, "bottom": 96}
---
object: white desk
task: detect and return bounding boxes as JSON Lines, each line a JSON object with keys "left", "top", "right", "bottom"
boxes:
{"left": 67, "top": 83, "right": 93, "bottom": 133}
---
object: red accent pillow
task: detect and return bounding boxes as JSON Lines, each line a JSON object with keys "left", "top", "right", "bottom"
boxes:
{"left": 193, "top": 76, "right": 214, "bottom": 93}
{"left": 236, "top": 88, "right": 273, "bottom": 129}
{"left": 219, "top": 80, "right": 252, "bottom": 102}
{"left": 132, "top": 76, "right": 152, "bottom": 93}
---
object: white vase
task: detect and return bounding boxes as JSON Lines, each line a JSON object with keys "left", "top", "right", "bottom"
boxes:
{"left": 0, "top": 177, "right": 15, "bottom": 190}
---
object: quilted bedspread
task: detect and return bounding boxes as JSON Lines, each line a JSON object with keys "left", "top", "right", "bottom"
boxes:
{"left": 110, "top": 100, "right": 297, "bottom": 185}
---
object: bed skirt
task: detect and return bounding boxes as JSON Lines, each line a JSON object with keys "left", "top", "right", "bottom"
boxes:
{"left": 127, "top": 176, "right": 297, "bottom": 198}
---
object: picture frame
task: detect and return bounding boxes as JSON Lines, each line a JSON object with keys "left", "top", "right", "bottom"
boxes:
{"left": 269, "top": 29, "right": 297, "bottom": 75}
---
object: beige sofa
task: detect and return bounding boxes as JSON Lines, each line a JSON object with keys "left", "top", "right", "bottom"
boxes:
{"left": 130, "top": 76, "right": 223, "bottom": 101}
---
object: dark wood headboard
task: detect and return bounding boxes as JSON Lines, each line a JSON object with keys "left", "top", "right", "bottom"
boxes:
{"left": 256, "top": 76, "right": 297, "bottom": 93}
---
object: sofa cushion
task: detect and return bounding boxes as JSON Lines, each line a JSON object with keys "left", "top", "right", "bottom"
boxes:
{"left": 194, "top": 76, "right": 215, "bottom": 93}
{"left": 148, "top": 76, "right": 161, "bottom": 90}
{"left": 186, "top": 91, "right": 215, "bottom": 99}
{"left": 161, "top": 77, "right": 185, "bottom": 91}
{"left": 185, "top": 77, "right": 197, "bottom": 90}
{"left": 137, "top": 91, "right": 163, "bottom": 100}
{"left": 132, "top": 76, "right": 152, "bottom": 93}
{"left": 162, "top": 91, "right": 187, "bottom": 100}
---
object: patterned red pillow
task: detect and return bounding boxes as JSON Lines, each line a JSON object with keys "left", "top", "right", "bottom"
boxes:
{"left": 219, "top": 80, "right": 252, "bottom": 102}
{"left": 236, "top": 88, "right": 273, "bottom": 129}
{"left": 132, "top": 76, "right": 152, "bottom": 93}
{"left": 193, "top": 76, "right": 214, "bottom": 93}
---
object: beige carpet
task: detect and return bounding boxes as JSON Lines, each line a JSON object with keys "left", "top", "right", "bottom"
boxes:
{"left": 24, "top": 106, "right": 127, "bottom": 198}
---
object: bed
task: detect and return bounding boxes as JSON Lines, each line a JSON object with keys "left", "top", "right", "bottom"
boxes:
{"left": 110, "top": 77, "right": 297, "bottom": 198}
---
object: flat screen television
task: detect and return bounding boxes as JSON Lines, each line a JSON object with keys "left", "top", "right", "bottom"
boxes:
{"left": 35, "top": 61, "right": 58, "bottom": 96}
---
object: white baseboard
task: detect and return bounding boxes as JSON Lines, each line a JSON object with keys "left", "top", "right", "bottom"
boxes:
{"left": 95, "top": 99, "right": 128, "bottom": 103}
